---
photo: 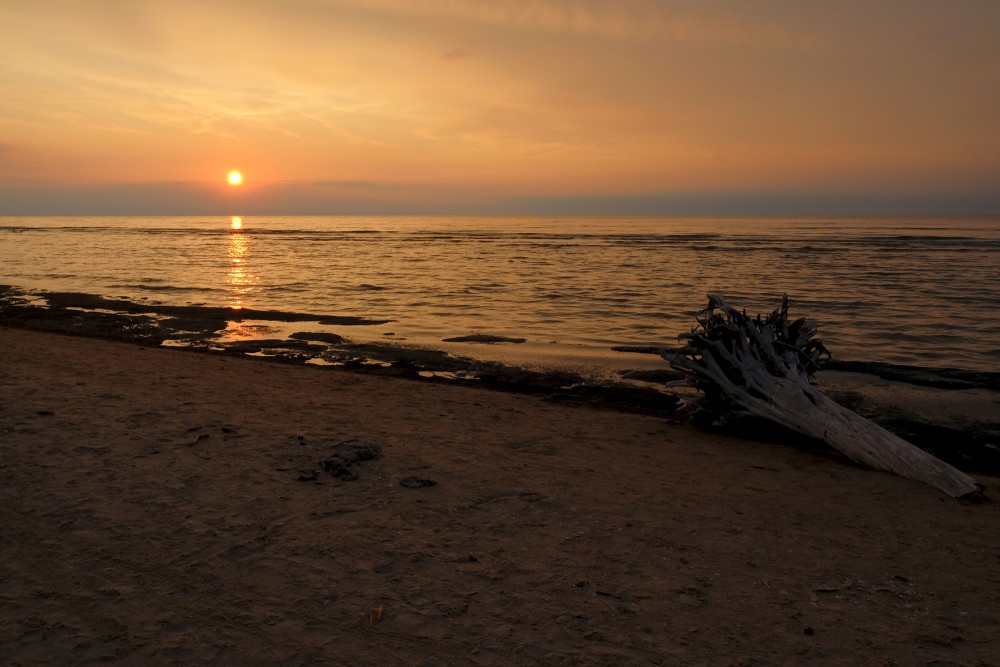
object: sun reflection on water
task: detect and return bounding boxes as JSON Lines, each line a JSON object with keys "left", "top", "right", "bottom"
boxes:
{"left": 227, "top": 216, "right": 255, "bottom": 309}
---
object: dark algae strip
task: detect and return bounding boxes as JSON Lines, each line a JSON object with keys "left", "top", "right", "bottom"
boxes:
{"left": 0, "top": 285, "right": 680, "bottom": 419}
{"left": 39, "top": 291, "right": 391, "bottom": 326}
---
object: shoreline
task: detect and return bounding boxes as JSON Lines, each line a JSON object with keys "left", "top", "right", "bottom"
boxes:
{"left": 2, "top": 326, "right": 1000, "bottom": 664}
{"left": 3, "top": 284, "right": 1000, "bottom": 475}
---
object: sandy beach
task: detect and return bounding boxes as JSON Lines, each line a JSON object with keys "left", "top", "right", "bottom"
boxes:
{"left": 2, "top": 326, "right": 999, "bottom": 666}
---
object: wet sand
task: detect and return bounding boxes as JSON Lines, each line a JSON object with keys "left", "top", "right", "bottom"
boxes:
{"left": 2, "top": 327, "right": 1000, "bottom": 665}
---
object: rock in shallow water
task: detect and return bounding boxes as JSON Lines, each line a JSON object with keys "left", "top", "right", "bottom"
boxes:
{"left": 290, "top": 331, "right": 346, "bottom": 345}
{"left": 442, "top": 334, "right": 526, "bottom": 344}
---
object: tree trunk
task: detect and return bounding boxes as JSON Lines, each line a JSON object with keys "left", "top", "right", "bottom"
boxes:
{"left": 663, "top": 295, "right": 981, "bottom": 498}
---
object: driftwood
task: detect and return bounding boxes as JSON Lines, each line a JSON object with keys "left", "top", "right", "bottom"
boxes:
{"left": 662, "top": 294, "right": 981, "bottom": 498}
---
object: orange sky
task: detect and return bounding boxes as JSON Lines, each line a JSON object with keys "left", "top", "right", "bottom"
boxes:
{"left": 1, "top": 0, "right": 998, "bottom": 214}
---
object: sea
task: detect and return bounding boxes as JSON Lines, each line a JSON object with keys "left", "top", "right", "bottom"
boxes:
{"left": 2, "top": 215, "right": 999, "bottom": 376}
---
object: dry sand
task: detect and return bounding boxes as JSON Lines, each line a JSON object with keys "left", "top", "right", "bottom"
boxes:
{"left": 2, "top": 327, "right": 999, "bottom": 666}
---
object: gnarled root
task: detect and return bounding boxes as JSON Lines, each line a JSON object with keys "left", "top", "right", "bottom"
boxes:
{"left": 662, "top": 294, "right": 980, "bottom": 498}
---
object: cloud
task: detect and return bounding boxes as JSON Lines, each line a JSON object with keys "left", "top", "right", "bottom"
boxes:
{"left": 310, "top": 180, "right": 388, "bottom": 189}
{"left": 329, "top": 0, "right": 821, "bottom": 49}
{"left": 441, "top": 49, "right": 468, "bottom": 62}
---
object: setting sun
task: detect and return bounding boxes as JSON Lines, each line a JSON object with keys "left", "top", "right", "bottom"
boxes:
{"left": 227, "top": 171, "right": 243, "bottom": 186}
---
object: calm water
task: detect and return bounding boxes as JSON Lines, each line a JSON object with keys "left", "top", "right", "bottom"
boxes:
{"left": 2, "top": 216, "right": 999, "bottom": 373}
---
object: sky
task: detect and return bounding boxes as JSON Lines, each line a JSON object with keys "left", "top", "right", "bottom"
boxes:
{"left": 1, "top": 0, "right": 998, "bottom": 216}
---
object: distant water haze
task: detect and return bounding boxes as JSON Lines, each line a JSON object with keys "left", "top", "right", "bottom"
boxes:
{"left": 1, "top": 216, "right": 998, "bottom": 373}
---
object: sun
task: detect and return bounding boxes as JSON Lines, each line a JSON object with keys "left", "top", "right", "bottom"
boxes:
{"left": 227, "top": 170, "right": 243, "bottom": 186}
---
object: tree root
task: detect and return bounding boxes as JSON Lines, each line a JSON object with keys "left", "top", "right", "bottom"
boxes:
{"left": 662, "top": 295, "right": 980, "bottom": 498}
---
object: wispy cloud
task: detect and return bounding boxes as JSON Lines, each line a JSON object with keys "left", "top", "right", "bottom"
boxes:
{"left": 310, "top": 180, "right": 389, "bottom": 189}
{"left": 330, "top": 0, "right": 822, "bottom": 49}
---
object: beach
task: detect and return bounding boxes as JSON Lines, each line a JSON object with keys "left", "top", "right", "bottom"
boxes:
{"left": 5, "top": 1, "right": 1000, "bottom": 663}
{"left": 2, "top": 326, "right": 1000, "bottom": 665}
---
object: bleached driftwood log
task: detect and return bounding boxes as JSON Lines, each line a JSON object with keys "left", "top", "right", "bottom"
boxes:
{"left": 662, "top": 294, "right": 981, "bottom": 498}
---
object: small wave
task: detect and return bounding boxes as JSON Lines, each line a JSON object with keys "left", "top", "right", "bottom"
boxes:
{"left": 110, "top": 283, "right": 220, "bottom": 293}
{"left": 876, "top": 234, "right": 978, "bottom": 242}
{"left": 245, "top": 228, "right": 384, "bottom": 237}
{"left": 793, "top": 245, "right": 836, "bottom": 253}
{"left": 525, "top": 242, "right": 574, "bottom": 249}
{"left": 590, "top": 296, "right": 633, "bottom": 304}
{"left": 274, "top": 284, "right": 312, "bottom": 293}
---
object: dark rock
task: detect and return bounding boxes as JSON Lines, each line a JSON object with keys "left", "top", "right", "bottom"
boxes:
{"left": 290, "top": 331, "right": 346, "bottom": 345}
{"left": 442, "top": 334, "right": 526, "bottom": 344}
{"left": 317, "top": 315, "right": 391, "bottom": 326}
{"left": 399, "top": 476, "right": 437, "bottom": 488}
{"left": 159, "top": 317, "right": 228, "bottom": 337}
{"left": 343, "top": 344, "right": 471, "bottom": 371}
{"left": 317, "top": 439, "right": 382, "bottom": 481}
{"left": 330, "top": 439, "right": 383, "bottom": 465}
{"left": 320, "top": 459, "right": 358, "bottom": 481}
{"left": 435, "top": 601, "right": 468, "bottom": 617}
